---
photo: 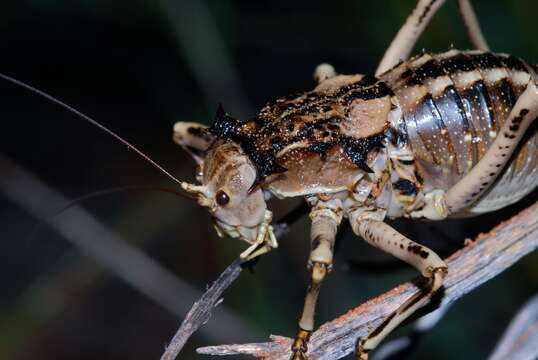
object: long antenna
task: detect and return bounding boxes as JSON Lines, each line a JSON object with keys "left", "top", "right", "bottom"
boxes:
{"left": 0, "top": 72, "right": 184, "bottom": 188}
{"left": 27, "top": 184, "right": 196, "bottom": 244}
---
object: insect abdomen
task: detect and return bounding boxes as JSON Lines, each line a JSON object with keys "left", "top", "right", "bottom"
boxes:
{"left": 382, "top": 50, "right": 538, "bottom": 211}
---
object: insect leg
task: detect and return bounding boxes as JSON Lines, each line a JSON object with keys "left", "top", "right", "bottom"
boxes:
{"left": 457, "top": 0, "right": 489, "bottom": 51}
{"left": 313, "top": 63, "right": 337, "bottom": 83}
{"left": 444, "top": 80, "right": 538, "bottom": 214}
{"left": 173, "top": 121, "right": 215, "bottom": 165}
{"left": 290, "top": 199, "right": 342, "bottom": 360}
{"left": 376, "top": 0, "right": 487, "bottom": 76}
{"left": 376, "top": 0, "right": 448, "bottom": 76}
{"left": 348, "top": 210, "right": 447, "bottom": 360}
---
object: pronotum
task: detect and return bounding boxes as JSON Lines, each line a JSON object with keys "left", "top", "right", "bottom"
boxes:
{"left": 3, "top": 1, "right": 538, "bottom": 359}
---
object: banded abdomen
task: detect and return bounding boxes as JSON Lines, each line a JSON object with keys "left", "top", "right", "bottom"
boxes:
{"left": 381, "top": 49, "right": 538, "bottom": 213}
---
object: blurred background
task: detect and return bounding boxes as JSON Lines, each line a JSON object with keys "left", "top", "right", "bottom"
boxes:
{"left": 1, "top": 0, "right": 538, "bottom": 359}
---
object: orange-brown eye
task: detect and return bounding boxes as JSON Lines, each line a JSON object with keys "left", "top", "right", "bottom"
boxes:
{"left": 215, "top": 190, "right": 230, "bottom": 206}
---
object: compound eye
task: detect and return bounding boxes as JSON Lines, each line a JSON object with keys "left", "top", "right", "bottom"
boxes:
{"left": 215, "top": 190, "right": 230, "bottom": 206}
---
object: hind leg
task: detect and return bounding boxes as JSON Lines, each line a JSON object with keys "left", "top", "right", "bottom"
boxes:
{"left": 348, "top": 209, "right": 447, "bottom": 359}
{"left": 376, "top": 0, "right": 488, "bottom": 75}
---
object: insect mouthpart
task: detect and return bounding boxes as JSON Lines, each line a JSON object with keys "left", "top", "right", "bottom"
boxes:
{"left": 180, "top": 182, "right": 216, "bottom": 211}
{"left": 212, "top": 210, "right": 278, "bottom": 260}
{"left": 181, "top": 175, "right": 278, "bottom": 261}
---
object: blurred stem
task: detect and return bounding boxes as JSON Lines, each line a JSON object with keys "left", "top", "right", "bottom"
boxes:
{"left": 489, "top": 293, "right": 538, "bottom": 360}
{"left": 156, "top": 0, "right": 254, "bottom": 118}
{"left": 0, "top": 154, "right": 260, "bottom": 353}
{"left": 0, "top": 251, "right": 100, "bottom": 358}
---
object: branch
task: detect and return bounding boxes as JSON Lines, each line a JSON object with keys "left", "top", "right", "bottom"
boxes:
{"left": 198, "top": 200, "right": 538, "bottom": 359}
{"left": 159, "top": 202, "right": 307, "bottom": 359}
{"left": 160, "top": 258, "right": 246, "bottom": 360}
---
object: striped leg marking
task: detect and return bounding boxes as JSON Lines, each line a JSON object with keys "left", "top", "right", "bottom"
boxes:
{"left": 348, "top": 213, "right": 447, "bottom": 360}
{"left": 445, "top": 80, "right": 538, "bottom": 214}
{"left": 376, "top": 0, "right": 487, "bottom": 76}
{"left": 290, "top": 203, "right": 342, "bottom": 360}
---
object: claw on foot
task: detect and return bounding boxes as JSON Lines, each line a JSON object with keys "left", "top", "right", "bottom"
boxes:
{"left": 355, "top": 338, "right": 369, "bottom": 360}
{"left": 290, "top": 351, "right": 308, "bottom": 360}
{"left": 290, "top": 328, "right": 311, "bottom": 360}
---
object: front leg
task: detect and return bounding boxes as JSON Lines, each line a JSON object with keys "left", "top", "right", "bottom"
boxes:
{"left": 173, "top": 121, "right": 215, "bottom": 165}
{"left": 290, "top": 198, "right": 343, "bottom": 360}
{"left": 348, "top": 209, "right": 447, "bottom": 360}
{"left": 313, "top": 63, "right": 337, "bottom": 83}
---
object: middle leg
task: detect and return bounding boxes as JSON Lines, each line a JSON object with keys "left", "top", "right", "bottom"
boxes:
{"left": 290, "top": 197, "right": 343, "bottom": 360}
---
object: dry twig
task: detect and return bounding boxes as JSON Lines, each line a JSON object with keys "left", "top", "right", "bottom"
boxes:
{"left": 198, "top": 200, "right": 538, "bottom": 359}
{"left": 160, "top": 258, "right": 245, "bottom": 360}
{"left": 159, "top": 202, "right": 306, "bottom": 359}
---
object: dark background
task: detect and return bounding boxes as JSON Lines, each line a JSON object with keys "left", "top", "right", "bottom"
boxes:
{"left": 1, "top": 1, "right": 538, "bottom": 359}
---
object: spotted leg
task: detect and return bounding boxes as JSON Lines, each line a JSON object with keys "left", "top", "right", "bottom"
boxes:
{"left": 376, "top": 0, "right": 488, "bottom": 76}
{"left": 290, "top": 198, "right": 342, "bottom": 360}
{"left": 348, "top": 209, "right": 447, "bottom": 360}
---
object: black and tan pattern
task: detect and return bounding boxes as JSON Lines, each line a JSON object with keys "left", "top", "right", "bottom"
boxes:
{"left": 209, "top": 76, "right": 392, "bottom": 186}
{"left": 208, "top": 49, "right": 537, "bottom": 201}
{"left": 381, "top": 49, "right": 538, "bottom": 194}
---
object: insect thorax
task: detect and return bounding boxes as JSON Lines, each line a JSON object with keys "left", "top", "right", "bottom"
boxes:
{"left": 208, "top": 74, "right": 406, "bottom": 201}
